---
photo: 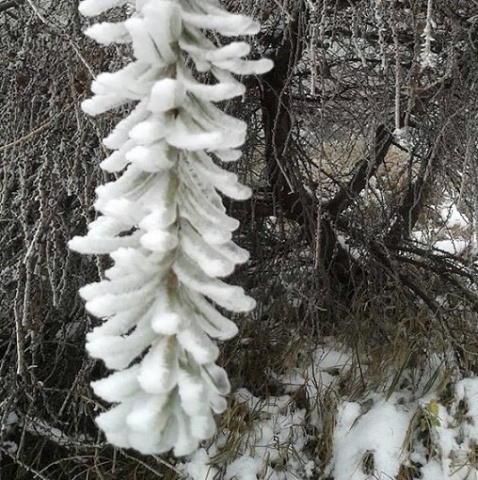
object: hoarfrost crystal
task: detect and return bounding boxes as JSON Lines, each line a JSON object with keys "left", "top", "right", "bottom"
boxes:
{"left": 71, "top": 0, "right": 272, "bottom": 456}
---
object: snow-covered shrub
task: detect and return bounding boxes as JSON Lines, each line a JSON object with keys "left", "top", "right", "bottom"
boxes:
{"left": 70, "top": 0, "right": 272, "bottom": 456}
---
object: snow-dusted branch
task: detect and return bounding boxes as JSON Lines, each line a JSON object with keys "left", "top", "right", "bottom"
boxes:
{"left": 419, "top": 0, "right": 437, "bottom": 69}
{"left": 70, "top": 0, "right": 271, "bottom": 456}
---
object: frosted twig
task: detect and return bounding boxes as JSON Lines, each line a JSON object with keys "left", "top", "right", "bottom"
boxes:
{"left": 390, "top": 2, "right": 401, "bottom": 132}
{"left": 14, "top": 265, "right": 26, "bottom": 377}
{"left": 0, "top": 447, "right": 51, "bottom": 480}
{"left": 0, "top": 107, "right": 72, "bottom": 153}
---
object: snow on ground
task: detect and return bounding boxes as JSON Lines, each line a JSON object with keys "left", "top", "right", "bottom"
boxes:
{"left": 440, "top": 202, "right": 468, "bottom": 231}
{"left": 178, "top": 342, "right": 478, "bottom": 480}
{"left": 180, "top": 389, "right": 314, "bottom": 479}
{"left": 432, "top": 199, "right": 470, "bottom": 256}
{"left": 328, "top": 400, "right": 412, "bottom": 480}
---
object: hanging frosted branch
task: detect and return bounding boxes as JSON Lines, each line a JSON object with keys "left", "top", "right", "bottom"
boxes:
{"left": 373, "top": 0, "right": 387, "bottom": 71}
{"left": 419, "top": 0, "right": 437, "bottom": 69}
{"left": 70, "top": 0, "right": 272, "bottom": 456}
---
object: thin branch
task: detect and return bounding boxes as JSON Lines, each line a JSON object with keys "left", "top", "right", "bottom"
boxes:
{"left": 0, "top": 0, "right": 23, "bottom": 14}
{"left": 324, "top": 125, "right": 393, "bottom": 219}
{"left": 0, "top": 106, "right": 72, "bottom": 153}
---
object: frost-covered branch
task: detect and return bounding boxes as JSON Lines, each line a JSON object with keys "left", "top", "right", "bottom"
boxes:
{"left": 70, "top": 0, "right": 272, "bottom": 456}
{"left": 0, "top": 0, "right": 23, "bottom": 14}
{"left": 419, "top": 0, "right": 437, "bottom": 69}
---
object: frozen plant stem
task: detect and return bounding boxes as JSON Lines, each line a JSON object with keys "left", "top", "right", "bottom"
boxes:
{"left": 69, "top": 0, "right": 272, "bottom": 456}
{"left": 419, "top": 0, "right": 437, "bottom": 68}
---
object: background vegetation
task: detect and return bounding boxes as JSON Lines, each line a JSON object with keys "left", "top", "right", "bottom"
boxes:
{"left": 1, "top": 0, "right": 478, "bottom": 478}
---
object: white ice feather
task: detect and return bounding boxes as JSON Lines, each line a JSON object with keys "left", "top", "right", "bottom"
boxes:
{"left": 125, "top": 17, "right": 165, "bottom": 65}
{"left": 187, "top": 152, "right": 251, "bottom": 200}
{"left": 82, "top": 94, "right": 128, "bottom": 116}
{"left": 140, "top": 205, "right": 178, "bottom": 232}
{"left": 201, "top": 363, "right": 231, "bottom": 396}
{"left": 141, "top": 229, "right": 178, "bottom": 253}
{"left": 180, "top": 11, "right": 260, "bottom": 36}
{"left": 109, "top": 248, "right": 167, "bottom": 276}
{"left": 178, "top": 189, "right": 233, "bottom": 244}
{"left": 178, "top": 369, "right": 206, "bottom": 416}
{"left": 94, "top": 167, "right": 163, "bottom": 209}
{"left": 138, "top": 338, "right": 179, "bottom": 393}
{"left": 167, "top": 114, "right": 224, "bottom": 151}
{"left": 142, "top": 411, "right": 179, "bottom": 454}
{"left": 214, "top": 148, "right": 242, "bottom": 162}
{"left": 85, "top": 22, "right": 131, "bottom": 45}
{"left": 179, "top": 96, "right": 247, "bottom": 149}
{"left": 85, "top": 216, "right": 130, "bottom": 236}
{"left": 173, "top": 253, "right": 256, "bottom": 312}
{"left": 91, "top": 365, "right": 141, "bottom": 403}
{"left": 173, "top": 412, "right": 198, "bottom": 456}
{"left": 181, "top": 288, "right": 239, "bottom": 340}
{"left": 86, "top": 305, "right": 148, "bottom": 338}
{"left": 79, "top": 272, "right": 156, "bottom": 301}
{"left": 126, "top": 142, "right": 175, "bottom": 172}
{"left": 103, "top": 103, "right": 149, "bottom": 150}
{"left": 190, "top": 414, "right": 216, "bottom": 440}
{"left": 84, "top": 279, "right": 158, "bottom": 317}
{"left": 180, "top": 221, "right": 235, "bottom": 277}
{"left": 148, "top": 78, "right": 186, "bottom": 113}
{"left": 214, "top": 58, "right": 274, "bottom": 75}
{"left": 96, "top": 402, "right": 132, "bottom": 440}
{"left": 179, "top": 159, "right": 229, "bottom": 212}
{"left": 101, "top": 197, "right": 146, "bottom": 225}
{"left": 129, "top": 116, "right": 172, "bottom": 144}
{"left": 177, "top": 66, "right": 245, "bottom": 102}
{"left": 178, "top": 168, "right": 240, "bottom": 232}
{"left": 100, "top": 139, "right": 136, "bottom": 172}
{"left": 177, "top": 323, "right": 219, "bottom": 364}
{"left": 87, "top": 325, "right": 156, "bottom": 370}
{"left": 149, "top": 287, "right": 183, "bottom": 335}
{"left": 68, "top": 233, "right": 141, "bottom": 255}
{"left": 126, "top": 392, "right": 170, "bottom": 433}
{"left": 142, "top": 1, "right": 182, "bottom": 64}
{"left": 204, "top": 42, "right": 251, "bottom": 62}
{"left": 92, "top": 62, "right": 162, "bottom": 102}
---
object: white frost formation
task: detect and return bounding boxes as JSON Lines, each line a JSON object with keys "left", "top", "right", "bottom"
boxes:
{"left": 70, "top": 0, "right": 272, "bottom": 456}
{"left": 419, "top": 0, "right": 438, "bottom": 69}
